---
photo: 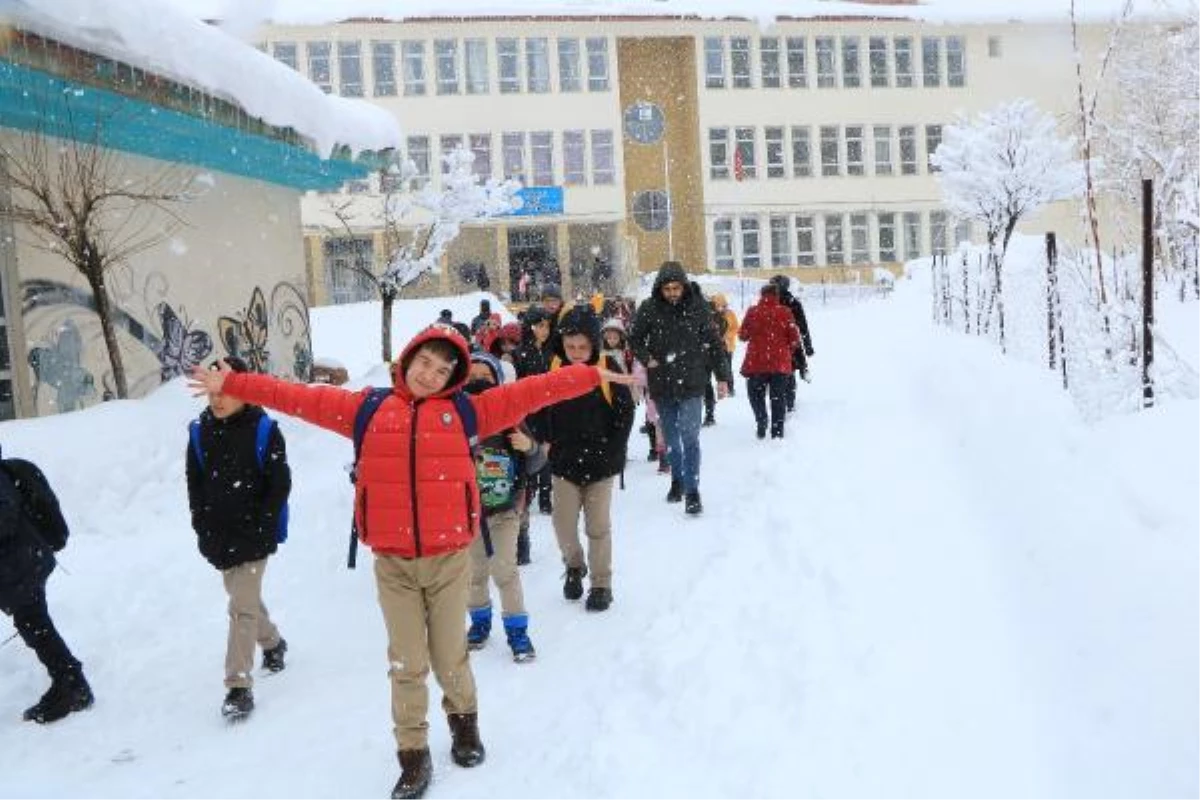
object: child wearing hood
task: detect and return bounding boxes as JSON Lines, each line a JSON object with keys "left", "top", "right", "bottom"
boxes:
{"left": 461, "top": 352, "right": 544, "bottom": 662}
{"left": 545, "top": 307, "right": 636, "bottom": 612}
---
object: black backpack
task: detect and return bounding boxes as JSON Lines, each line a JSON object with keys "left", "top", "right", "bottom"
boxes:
{"left": 1, "top": 459, "right": 69, "bottom": 551}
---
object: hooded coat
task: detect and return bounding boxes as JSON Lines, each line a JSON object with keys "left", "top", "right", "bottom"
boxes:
{"left": 738, "top": 293, "right": 801, "bottom": 376}
{"left": 220, "top": 326, "right": 600, "bottom": 559}
{"left": 545, "top": 307, "right": 635, "bottom": 486}
{"left": 628, "top": 262, "right": 732, "bottom": 402}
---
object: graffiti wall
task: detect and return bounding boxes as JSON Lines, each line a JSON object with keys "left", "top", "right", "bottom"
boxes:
{"left": 4, "top": 141, "right": 312, "bottom": 417}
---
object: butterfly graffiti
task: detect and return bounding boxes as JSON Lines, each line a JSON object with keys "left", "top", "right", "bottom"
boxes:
{"left": 153, "top": 301, "right": 213, "bottom": 382}
{"left": 218, "top": 287, "right": 270, "bottom": 373}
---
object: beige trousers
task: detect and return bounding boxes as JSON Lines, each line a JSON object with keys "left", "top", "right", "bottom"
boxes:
{"left": 551, "top": 475, "right": 615, "bottom": 589}
{"left": 468, "top": 509, "right": 525, "bottom": 615}
{"left": 374, "top": 549, "right": 477, "bottom": 751}
{"left": 222, "top": 558, "right": 281, "bottom": 689}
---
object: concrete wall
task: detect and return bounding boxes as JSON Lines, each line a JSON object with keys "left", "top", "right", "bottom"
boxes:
{"left": 0, "top": 130, "right": 311, "bottom": 418}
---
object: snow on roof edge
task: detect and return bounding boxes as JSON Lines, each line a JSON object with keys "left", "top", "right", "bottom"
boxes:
{"left": 5, "top": 0, "right": 403, "bottom": 158}
{"left": 169, "top": 0, "right": 1198, "bottom": 27}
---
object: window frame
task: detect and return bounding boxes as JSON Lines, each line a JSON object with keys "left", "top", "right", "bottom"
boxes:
{"left": 714, "top": 217, "right": 736, "bottom": 270}
{"left": 740, "top": 217, "right": 761, "bottom": 269}
{"left": 922, "top": 36, "right": 942, "bottom": 88}
{"left": 372, "top": 41, "right": 397, "bottom": 96}
{"left": 464, "top": 38, "right": 489, "bottom": 95}
{"left": 591, "top": 130, "right": 615, "bottom": 184}
{"left": 899, "top": 125, "right": 918, "bottom": 175}
{"left": 498, "top": 38, "right": 521, "bottom": 94}
{"left": 869, "top": 37, "right": 889, "bottom": 87}
{"left": 765, "top": 126, "right": 786, "bottom": 179}
{"left": 791, "top": 126, "right": 812, "bottom": 178}
{"left": 770, "top": 215, "right": 793, "bottom": 266}
{"left": 469, "top": 133, "right": 493, "bottom": 181}
{"left": 894, "top": 36, "right": 914, "bottom": 88}
{"left": 873, "top": 125, "right": 893, "bottom": 176}
{"left": 558, "top": 37, "right": 582, "bottom": 92}
{"left": 760, "top": 37, "right": 782, "bottom": 88}
{"left": 820, "top": 125, "right": 840, "bottom": 177}
{"left": 841, "top": 36, "right": 861, "bottom": 88}
{"left": 795, "top": 214, "right": 816, "bottom": 266}
{"left": 530, "top": 130, "right": 554, "bottom": 185}
{"left": 435, "top": 39, "right": 460, "bottom": 95}
{"left": 816, "top": 36, "right": 837, "bottom": 88}
{"left": 402, "top": 41, "right": 426, "bottom": 96}
{"left": 586, "top": 37, "right": 610, "bottom": 91}
{"left": 731, "top": 37, "right": 753, "bottom": 89}
{"left": 704, "top": 37, "right": 726, "bottom": 89}
{"left": 734, "top": 126, "right": 757, "bottom": 180}
{"left": 272, "top": 41, "right": 298, "bottom": 71}
{"left": 502, "top": 131, "right": 526, "bottom": 184}
{"left": 946, "top": 36, "right": 966, "bottom": 87}
{"left": 337, "top": 41, "right": 363, "bottom": 97}
{"left": 845, "top": 125, "right": 865, "bottom": 176}
{"left": 563, "top": 129, "right": 588, "bottom": 185}
{"left": 824, "top": 213, "right": 845, "bottom": 265}
{"left": 526, "top": 37, "right": 551, "bottom": 93}
{"left": 786, "top": 37, "right": 808, "bottom": 88}
{"left": 307, "top": 41, "right": 332, "bottom": 93}
{"left": 709, "top": 127, "right": 730, "bottom": 180}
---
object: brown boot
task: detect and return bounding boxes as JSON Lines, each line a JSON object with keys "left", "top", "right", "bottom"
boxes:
{"left": 447, "top": 712, "right": 486, "bottom": 768}
{"left": 391, "top": 748, "right": 432, "bottom": 799}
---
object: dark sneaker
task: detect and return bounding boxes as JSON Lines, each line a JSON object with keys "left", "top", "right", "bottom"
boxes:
{"left": 392, "top": 748, "right": 432, "bottom": 799}
{"left": 756, "top": 424, "right": 767, "bottom": 440}
{"left": 684, "top": 491, "right": 703, "bottom": 516}
{"left": 221, "top": 687, "right": 254, "bottom": 721}
{"left": 447, "top": 712, "right": 486, "bottom": 768}
{"left": 262, "top": 639, "right": 288, "bottom": 673}
{"left": 666, "top": 480, "right": 683, "bottom": 503}
{"left": 23, "top": 675, "right": 94, "bottom": 724}
{"left": 585, "top": 588, "right": 613, "bottom": 612}
{"left": 702, "top": 415, "right": 716, "bottom": 427}
{"left": 563, "top": 566, "right": 587, "bottom": 601}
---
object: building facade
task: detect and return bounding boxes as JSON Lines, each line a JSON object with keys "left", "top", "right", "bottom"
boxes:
{"left": 258, "top": 13, "right": 1115, "bottom": 304}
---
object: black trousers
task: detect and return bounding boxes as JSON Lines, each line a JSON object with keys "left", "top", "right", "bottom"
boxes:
{"left": 9, "top": 588, "right": 82, "bottom": 682}
{"left": 746, "top": 374, "right": 788, "bottom": 437}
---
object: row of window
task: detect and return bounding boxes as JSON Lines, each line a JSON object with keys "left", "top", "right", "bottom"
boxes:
{"left": 712, "top": 210, "right": 971, "bottom": 269}
{"left": 709, "top": 124, "right": 943, "bottom": 181}
{"left": 270, "top": 37, "right": 610, "bottom": 97}
{"left": 703, "top": 34, "right": 968, "bottom": 91}
{"left": 333, "top": 130, "right": 618, "bottom": 192}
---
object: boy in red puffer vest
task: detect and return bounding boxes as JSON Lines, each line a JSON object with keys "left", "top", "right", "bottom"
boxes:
{"left": 188, "top": 325, "right": 635, "bottom": 800}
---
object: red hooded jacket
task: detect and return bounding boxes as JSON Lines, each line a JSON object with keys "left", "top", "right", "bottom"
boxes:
{"left": 738, "top": 293, "right": 800, "bottom": 376}
{"left": 221, "top": 326, "right": 600, "bottom": 558}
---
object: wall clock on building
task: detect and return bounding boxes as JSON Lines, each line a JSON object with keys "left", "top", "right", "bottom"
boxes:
{"left": 623, "top": 101, "right": 665, "bottom": 144}
{"left": 632, "top": 190, "right": 671, "bottom": 231}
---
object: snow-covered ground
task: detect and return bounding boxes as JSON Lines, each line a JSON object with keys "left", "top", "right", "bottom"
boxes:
{"left": 0, "top": 271, "right": 1196, "bottom": 798}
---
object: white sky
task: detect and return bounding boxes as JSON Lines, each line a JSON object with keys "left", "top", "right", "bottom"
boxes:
{"left": 166, "top": 0, "right": 1197, "bottom": 25}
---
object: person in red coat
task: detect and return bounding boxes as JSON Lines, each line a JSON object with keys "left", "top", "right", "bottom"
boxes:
{"left": 738, "top": 283, "right": 800, "bottom": 440}
{"left": 188, "top": 325, "right": 635, "bottom": 800}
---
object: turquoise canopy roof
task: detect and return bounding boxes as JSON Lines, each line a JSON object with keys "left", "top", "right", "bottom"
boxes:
{"left": 0, "top": 59, "right": 368, "bottom": 191}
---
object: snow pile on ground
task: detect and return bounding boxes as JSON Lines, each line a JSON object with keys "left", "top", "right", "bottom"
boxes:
{"left": 6, "top": 0, "right": 403, "bottom": 156}
{"left": 0, "top": 279, "right": 1195, "bottom": 798}
{"left": 164, "top": 0, "right": 1194, "bottom": 26}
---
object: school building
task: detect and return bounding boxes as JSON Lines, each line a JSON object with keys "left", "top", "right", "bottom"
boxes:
{"left": 256, "top": 10, "right": 1118, "bottom": 305}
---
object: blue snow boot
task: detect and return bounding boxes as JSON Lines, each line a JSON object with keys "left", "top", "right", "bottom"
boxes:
{"left": 467, "top": 605, "right": 492, "bottom": 651}
{"left": 503, "top": 614, "right": 536, "bottom": 663}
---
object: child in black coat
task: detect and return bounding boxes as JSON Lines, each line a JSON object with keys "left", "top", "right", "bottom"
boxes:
{"left": 545, "top": 308, "right": 635, "bottom": 612}
{"left": 185, "top": 357, "right": 292, "bottom": 720}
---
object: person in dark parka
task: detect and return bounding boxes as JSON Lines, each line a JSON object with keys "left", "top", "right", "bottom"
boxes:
{"left": 0, "top": 448, "right": 93, "bottom": 724}
{"left": 628, "top": 262, "right": 732, "bottom": 515}
{"left": 769, "top": 275, "right": 815, "bottom": 412}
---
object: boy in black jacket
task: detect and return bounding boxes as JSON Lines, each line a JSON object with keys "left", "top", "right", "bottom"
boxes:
{"left": 462, "top": 353, "right": 545, "bottom": 662}
{"left": 185, "top": 357, "right": 291, "bottom": 720}
{"left": 545, "top": 307, "right": 635, "bottom": 612}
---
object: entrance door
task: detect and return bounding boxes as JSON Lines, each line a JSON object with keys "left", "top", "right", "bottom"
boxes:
{"left": 508, "top": 227, "right": 553, "bottom": 301}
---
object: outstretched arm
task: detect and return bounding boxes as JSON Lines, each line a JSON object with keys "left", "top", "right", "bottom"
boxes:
{"left": 188, "top": 364, "right": 363, "bottom": 439}
{"left": 472, "top": 363, "right": 637, "bottom": 438}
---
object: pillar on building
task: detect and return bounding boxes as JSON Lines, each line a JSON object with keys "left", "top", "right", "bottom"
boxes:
{"left": 495, "top": 224, "right": 511, "bottom": 299}
{"left": 556, "top": 222, "right": 573, "bottom": 300}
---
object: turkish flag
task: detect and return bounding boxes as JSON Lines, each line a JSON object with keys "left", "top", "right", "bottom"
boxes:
{"left": 733, "top": 146, "right": 745, "bottom": 182}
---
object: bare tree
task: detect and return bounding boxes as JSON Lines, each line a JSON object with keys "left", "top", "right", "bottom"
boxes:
{"left": 322, "top": 147, "right": 518, "bottom": 362}
{"left": 0, "top": 108, "right": 191, "bottom": 398}
{"left": 1069, "top": 0, "right": 1135, "bottom": 311}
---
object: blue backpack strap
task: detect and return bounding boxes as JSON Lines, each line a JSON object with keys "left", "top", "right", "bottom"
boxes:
{"left": 188, "top": 420, "right": 204, "bottom": 469}
{"left": 451, "top": 391, "right": 491, "bottom": 555}
{"left": 254, "top": 414, "right": 274, "bottom": 469}
{"left": 450, "top": 391, "right": 478, "bottom": 452}
{"left": 347, "top": 387, "right": 392, "bottom": 569}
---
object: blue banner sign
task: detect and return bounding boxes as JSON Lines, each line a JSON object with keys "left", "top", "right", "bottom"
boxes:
{"left": 509, "top": 186, "right": 564, "bottom": 216}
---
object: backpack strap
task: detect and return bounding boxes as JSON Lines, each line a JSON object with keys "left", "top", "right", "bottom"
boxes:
{"left": 347, "top": 387, "right": 392, "bottom": 569}
{"left": 188, "top": 420, "right": 204, "bottom": 469}
{"left": 254, "top": 414, "right": 275, "bottom": 470}
{"left": 450, "top": 391, "right": 479, "bottom": 453}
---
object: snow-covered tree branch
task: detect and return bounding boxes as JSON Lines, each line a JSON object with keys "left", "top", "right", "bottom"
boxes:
{"left": 932, "top": 99, "right": 1083, "bottom": 350}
